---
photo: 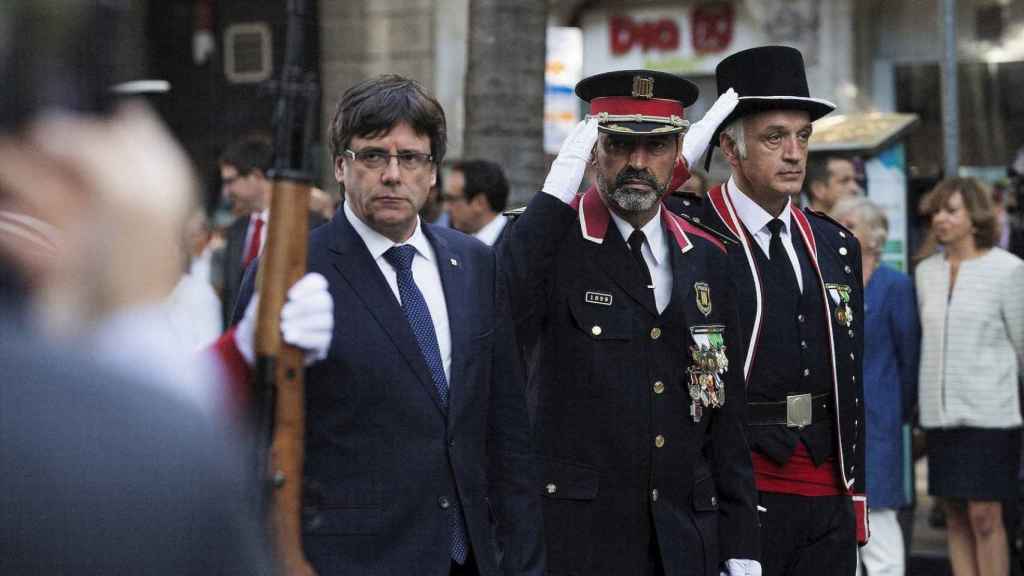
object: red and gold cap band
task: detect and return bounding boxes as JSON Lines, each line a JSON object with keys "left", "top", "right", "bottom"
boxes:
{"left": 589, "top": 97, "right": 685, "bottom": 119}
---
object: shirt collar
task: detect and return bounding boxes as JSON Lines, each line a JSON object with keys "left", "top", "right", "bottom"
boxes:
{"left": 608, "top": 205, "right": 667, "bottom": 266}
{"left": 727, "top": 176, "right": 793, "bottom": 237}
{"left": 344, "top": 201, "right": 433, "bottom": 263}
{"left": 473, "top": 213, "right": 508, "bottom": 245}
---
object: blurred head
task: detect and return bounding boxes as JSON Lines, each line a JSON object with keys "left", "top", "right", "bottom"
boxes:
{"left": 444, "top": 160, "right": 509, "bottom": 234}
{"left": 804, "top": 156, "right": 860, "bottom": 211}
{"left": 218, "top": 134, "right": 272, "bottom": 216}
{"left": 678, "top": 169, "right": 709, "bottom": 197}
{"left": 928, "top": 177, "right": 997, "bottom": 250}
{"left": 720, "top": 109, "right": 812, "bottom": 206}
{"left": 831, "top": 197, "right": 888, "bottom": 258}
{"left": 330, "top": 75, "right": 445, "bottom": 242}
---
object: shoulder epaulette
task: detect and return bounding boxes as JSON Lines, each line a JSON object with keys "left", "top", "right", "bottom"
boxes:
{"left": 503, "top": 205, "right": 526, "bottom": 221}
{"left": 802, "top": 207, "right": 854, "bottom": 237}
{"left": 676, "top": 211, "right": 737, "bottom": 246}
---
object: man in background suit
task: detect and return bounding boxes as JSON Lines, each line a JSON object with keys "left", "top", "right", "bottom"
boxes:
{"left": 234, "top": 74, "right": 542, "bottom": 576}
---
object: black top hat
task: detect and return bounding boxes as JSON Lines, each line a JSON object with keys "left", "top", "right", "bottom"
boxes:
{"left": 576, "top": 70, "right": 698, "bottom": 135}
{"left": 704, "top": 45, "right": 835, "bottom": 168}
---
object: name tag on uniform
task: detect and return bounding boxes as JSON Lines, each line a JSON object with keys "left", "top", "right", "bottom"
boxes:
{"left": 585, "top": 291, "right": 613, "bottom": 306}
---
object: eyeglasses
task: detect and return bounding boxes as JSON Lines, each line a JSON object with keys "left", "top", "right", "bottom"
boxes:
{"left": 343, "top": 148, "right": 433, "bottom": 171}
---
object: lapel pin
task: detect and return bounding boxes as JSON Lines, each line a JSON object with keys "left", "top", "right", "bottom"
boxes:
{"left": 450, "top": 258, "right": 458, "bottom": 267}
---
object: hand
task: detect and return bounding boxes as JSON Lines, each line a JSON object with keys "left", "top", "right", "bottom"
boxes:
{"left": 682, "top": 88, "right": 738, "bottom": 168}
{"left": 541, "top": 117, "right": 599, "bottom": 203}
{"left": 234, "top": 272, "right": 333, "bottom": 366}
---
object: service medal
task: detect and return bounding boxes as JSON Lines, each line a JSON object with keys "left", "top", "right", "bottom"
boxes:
{"left": 826, "top": 284, "right": 854, "bottom": 328}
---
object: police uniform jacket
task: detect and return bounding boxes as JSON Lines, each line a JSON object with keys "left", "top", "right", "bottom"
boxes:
{"left": 680, "top": 182, "right": 866, "bottom": 510}
{"left": 499, "top": 189, "right": 759, "bottom": 576}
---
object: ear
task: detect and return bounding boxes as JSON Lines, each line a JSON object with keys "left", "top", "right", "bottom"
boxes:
{"left": 430, "top": 163, "right": 437, "bottom": 188}
{"left": 334, "top": 156, "right": 345, "bottom": 183}
{"left": 719, "top": 133, "right": 740, "bottom": 168}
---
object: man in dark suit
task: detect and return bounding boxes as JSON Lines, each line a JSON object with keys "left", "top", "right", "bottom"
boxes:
{"left": 445, "top": 159, "right": 510, "bottom": 246}
{"left": 671, "top": 46, "right": 868, "bottom": 576}
{"left": 499, "top": 70, "right": 759, "bottom": 575}
{"left": 234, "top": 74, "right": 542, "bottom": 576}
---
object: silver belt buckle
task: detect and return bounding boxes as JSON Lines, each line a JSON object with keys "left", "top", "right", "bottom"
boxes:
{"left": 786, "top": 393, "right": 813, "bottom": 429}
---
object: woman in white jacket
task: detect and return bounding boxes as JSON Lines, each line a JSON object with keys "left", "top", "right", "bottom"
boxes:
{"left": 916, "top": 177, "right": 1024, "bottom": 576}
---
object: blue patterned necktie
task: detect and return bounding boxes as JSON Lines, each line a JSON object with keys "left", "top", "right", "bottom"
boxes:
{"left": 382, "top": 244, "right": 468, "bottom": 565}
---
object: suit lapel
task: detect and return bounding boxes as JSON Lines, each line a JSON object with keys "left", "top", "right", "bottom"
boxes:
{"left": 327, "top": 212, "right": 447, "bottom": 416}
{"left": 424, "top": 225, "right": 469, "bottom": 426}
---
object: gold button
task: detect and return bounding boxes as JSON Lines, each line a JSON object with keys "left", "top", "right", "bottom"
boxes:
{"left": 653, "top": 381, "right": 665, "bottom": 394}
{"left": 839, "top": 231, "right": 847, "bottom": 238}
{"left": 651, "top": 488, "right": 659, "bottom": 502}
{"left": 545, "top": 483, "right": 557, "bottom": 494}
{"left": 654, "top": 435, "right": 665, "bottom": 448}
{"left": 591, "top": 325, "right": 602, "bottom": 336}
{"left": 650, "top": 327, "right": 662, "bottom": 340}
{"left": 844, "top": 265, "right": 852, "bottom": 274}
{"left": 839, "top": 247, "right": 849, "bottom": 256}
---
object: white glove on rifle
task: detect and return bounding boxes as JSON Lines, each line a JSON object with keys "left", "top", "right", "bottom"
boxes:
{"left": 234, "top": 272, "right": 333, "bottom": 366}
{"left": 682, "top": 88, "right": 739, "bottom": 168}
{"left": 542, "top": 117, "right": 600, "bottom": 204}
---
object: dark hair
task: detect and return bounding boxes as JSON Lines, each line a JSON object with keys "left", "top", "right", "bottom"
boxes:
{"left": 218, "top": 133, "right": 273, "bottom": 175}
{"left": 928, "top": 176, "right": 998, "bottom": 249}
{"left": 450, "top": 159, "right": 509, "bottom": 213}
{"left": 329, "top": 74, "right": 446, "bottom": 164}
{"left": 802, "top": 155, "right": 851, "bottom": 201}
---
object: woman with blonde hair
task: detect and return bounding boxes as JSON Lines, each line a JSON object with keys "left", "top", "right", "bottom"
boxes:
{"left": 916, "top": 177, "right": 1024, "bottom": 576}
{"left": 833, "top": 197, "right": 920, "bottom": 576}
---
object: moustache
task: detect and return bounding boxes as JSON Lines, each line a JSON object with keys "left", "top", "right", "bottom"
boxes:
{"left": 614, "top": 168, "right": 660, "bottom": 191}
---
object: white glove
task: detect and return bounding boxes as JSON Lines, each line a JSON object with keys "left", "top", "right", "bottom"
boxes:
{"left": 682, "top": 88, "right": 739, "bottom": 168}
{"left": 720, "top": 558, "right": 762, "bottom": 576}
{"left": 542, "top": 117, "right": 600, "bottom": 204}
{"left": 233, "top": 272, "right": 333, "bottom": 366}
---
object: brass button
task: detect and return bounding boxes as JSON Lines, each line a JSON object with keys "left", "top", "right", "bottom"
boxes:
{"left": 848, "top": 330, "right": 855, "bottom": 339}
{"left": 545, "top": 483, "right": 557, "bottom": 495}
{"left": 693, "top": 217, "right": 701, "bottom": 223}
{"left": 591, "top": 325, "right": 602, "bottom": 336}
{"left": 839, "top": 231, "right": 847, "bottom": 238}
{"left": 438, "top": 496, "right": 451, "bottom": 509}
{"left": 844, "top": 265, "right": 852, "bottom": 274}
{"left": 839, "top": 247, "right": 849, "bottom": 256}
{"left": 654, "top": 435, "right": 665, "bottom": 448}
{"left": 797, "top": 314, "right": 805, "bottom": 323}
{"left": 650, "top": 327, "right": 662, "bottom": 340}
{"left": 683, "top": 199, "right": 691, "bottom": 207}
{"left": 849, "top": 352, "right": 855, "bottom": 361}
{"left": 800, "top": 340, "right": 808, "bottom": 350}
{"left": 651, "top": 488, "right": 659, "bottom": 502}
{"left": 803, "top": 368, "right": 810, "bottom": 377}
{"left": 653, "top": 381, "right": 665, "bottom": 394}
{"left": 710, "top": 496, "right": 717, "bottom": 507}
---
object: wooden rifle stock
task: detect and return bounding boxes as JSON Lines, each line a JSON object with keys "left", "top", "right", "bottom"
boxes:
{"left": 253, "top": 179, "right": 312, "bottom": 575}
{"left": 252, "top": 1, "right": 319, "bottom": 573}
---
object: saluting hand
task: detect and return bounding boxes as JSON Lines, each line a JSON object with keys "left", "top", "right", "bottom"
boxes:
{"left": 541, "top": 116, "right": 599, "bottom": 204}
{"left": 681, "top": 87, "right": 739, "bottom": 168}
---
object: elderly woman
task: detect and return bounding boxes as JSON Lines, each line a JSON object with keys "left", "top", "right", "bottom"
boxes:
{"left": 833, "top": 197, "right": 920, "bottom": 576}
{"left": 916, "top": 177, "right": 1024, "bottom": 576}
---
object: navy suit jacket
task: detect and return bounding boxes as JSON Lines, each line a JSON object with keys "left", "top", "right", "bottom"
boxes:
{"left": 235, "top": 208, "right": 543, "bottom": 576}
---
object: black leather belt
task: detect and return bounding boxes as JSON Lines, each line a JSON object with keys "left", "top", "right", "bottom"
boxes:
{"left": 748, "top": 393, "right": 832, "bottom": 428}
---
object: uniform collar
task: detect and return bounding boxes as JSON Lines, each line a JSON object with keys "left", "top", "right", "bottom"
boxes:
{"left": 574, "top": 185, "right": 692, "bottom": 255}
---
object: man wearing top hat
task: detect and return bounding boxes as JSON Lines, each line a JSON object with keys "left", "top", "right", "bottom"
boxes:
{"left": 498, "top": 70, "right": 760, "bottom": 575}
{"left": 675, "top": 46, "right": 868, "bottom": 576}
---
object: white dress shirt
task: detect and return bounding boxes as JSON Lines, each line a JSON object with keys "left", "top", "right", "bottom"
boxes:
{"left": 727, "top": 177, "right": 803, "bottom": 292}
{"left": 344, "top": 202, "right": 452, "bottom": 381}
{"left": 609, "top": 207, "right": 673, "bottom": 314}
{"left": 473, "top": 213, "right": 508, "bottom": 246}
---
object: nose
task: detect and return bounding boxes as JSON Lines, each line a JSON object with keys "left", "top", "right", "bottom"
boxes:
{"left": 781, "top": 136, "right": 803, "bottom": 162}
{"left": 627, "top": 148, "right": 649, "bottom": 170}
{"left": 381, "top": 155, "right": 402, "bottom": 184}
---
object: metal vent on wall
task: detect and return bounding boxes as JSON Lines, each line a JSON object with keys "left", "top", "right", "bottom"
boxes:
{"left": 224, "top": 23, "right": 273, "bottom": 83}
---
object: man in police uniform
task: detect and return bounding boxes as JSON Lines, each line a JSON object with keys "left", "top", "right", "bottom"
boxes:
{"left": 499, "top": 70, "right": 760, "bottom": 575}
{"left": 682, "top": 46, "right": 868, "bottom": 576}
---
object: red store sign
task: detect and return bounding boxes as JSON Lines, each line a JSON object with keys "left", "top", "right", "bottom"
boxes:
{"left": 609, "top": 15, "right": 680, "bottom": 55}
{"left": 691, "top": 2, "right": 735, "bottom": 54}
{"left": 607, "top": 3, "right": 735, "bottom": 57}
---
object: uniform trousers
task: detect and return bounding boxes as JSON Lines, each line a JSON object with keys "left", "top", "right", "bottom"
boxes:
{"left": 759, "top": 492, "right": 857, "bottom": 576}
{"left": 856, "top": 508, "right": 905, "bottom": 576}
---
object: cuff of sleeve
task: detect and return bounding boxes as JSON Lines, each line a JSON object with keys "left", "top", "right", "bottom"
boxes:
{"left": 722, "top": 558, "right": 762, "bottom": 576}
{"left": 210, "top": 328, "right": 250, "bottom": 411}
{"left": 853, "top": 494, "right": 869, "bottom": 545}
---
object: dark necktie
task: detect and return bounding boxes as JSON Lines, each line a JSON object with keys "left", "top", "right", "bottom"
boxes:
{"left": 381, "top": 244, "right": 468, "bottom": 564}
{"left": 766, "top": 218, "right": 799, "bottom": 290}
{"left": 628, "top": 230, "right": 654, "bottom": 290}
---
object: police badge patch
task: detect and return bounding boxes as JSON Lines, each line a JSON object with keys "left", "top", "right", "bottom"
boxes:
{"left": 687, "top": 325, "right": 728, "bottom": 422}
{"left": 694, "top": 282, "right": 712, "bottom": 317}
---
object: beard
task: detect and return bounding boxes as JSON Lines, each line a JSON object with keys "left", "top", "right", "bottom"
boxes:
{"left": 601, "top": 167, "right": 666, "bottom": 212}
